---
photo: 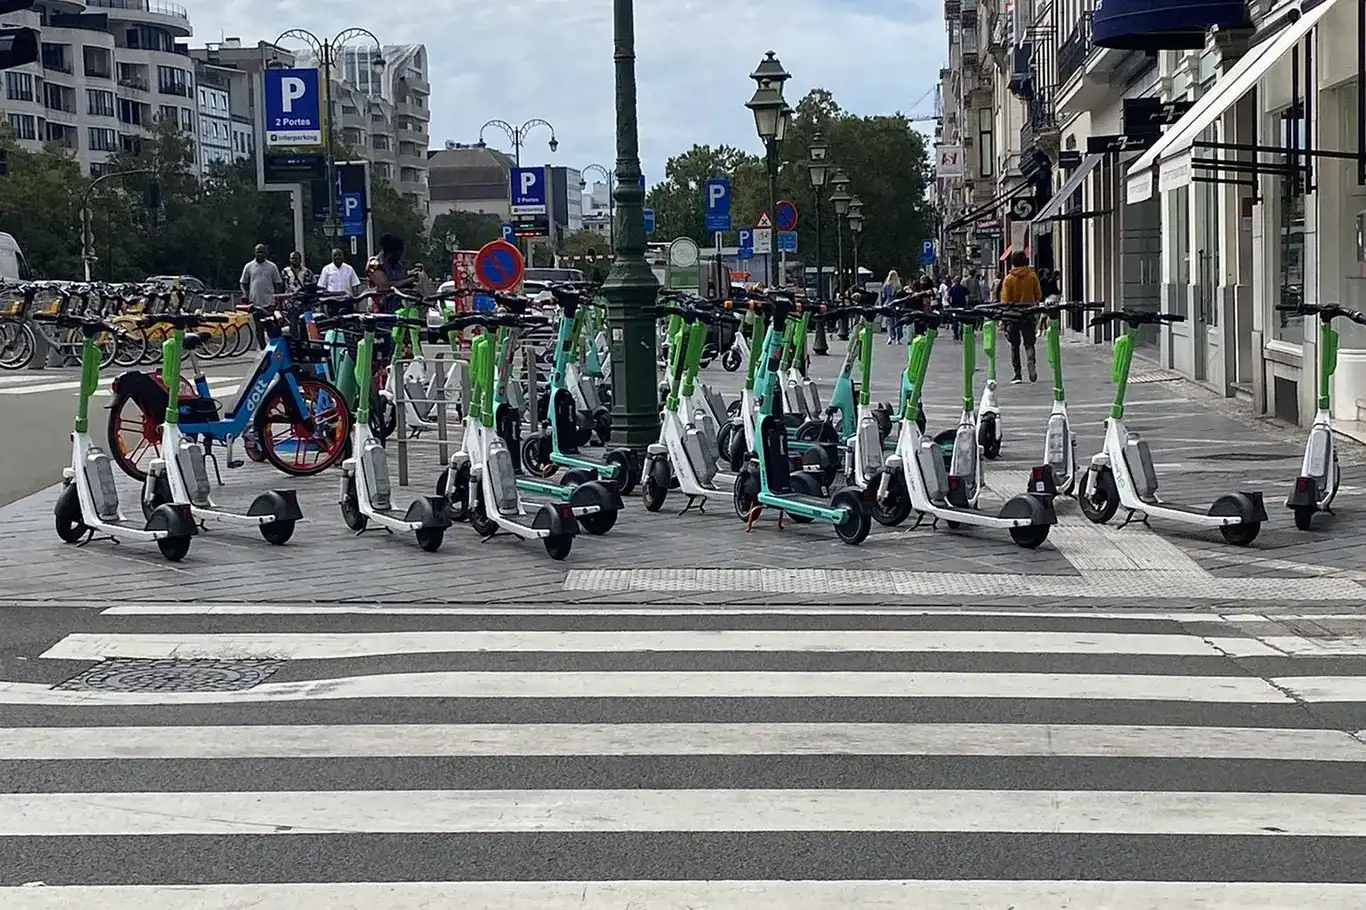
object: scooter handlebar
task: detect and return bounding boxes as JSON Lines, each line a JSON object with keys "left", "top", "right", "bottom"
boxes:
{"left": 1277, "top": 302, "right": 1366, "bottom": 325}
{"left": 1087, "top": 309, "right": 1186, "bottom": 328}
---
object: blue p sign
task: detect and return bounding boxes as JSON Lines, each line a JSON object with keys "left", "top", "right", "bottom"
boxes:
{"left": 501, "top": 222, "right": 516, "bottom": 243}
{"left": 704, "top": 178, "right": 731, "bottom": 232}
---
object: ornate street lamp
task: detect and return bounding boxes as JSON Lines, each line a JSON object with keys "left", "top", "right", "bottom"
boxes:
{"left": 747, "top": 51, "right": 789, "bottom": 287}
{"left": 475, "top": 118, "right": 557, "bottom": 167}
{"left": 848, "top": 196, "right": 864, "bottom": 291}
{"left": 580, "top": 163, "right": 615, "bottom": 248}
{"left": 829, "top": 170, "right": 852, "bottom": 299}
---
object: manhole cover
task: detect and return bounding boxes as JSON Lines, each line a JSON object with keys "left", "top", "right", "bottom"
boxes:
{"left": 56, "top": 658, "right": 283, "bottom": 693}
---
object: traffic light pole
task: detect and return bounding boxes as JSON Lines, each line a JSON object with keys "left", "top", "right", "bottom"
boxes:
{"left": 601, "top": 0, "right": 660, "bottom": 449}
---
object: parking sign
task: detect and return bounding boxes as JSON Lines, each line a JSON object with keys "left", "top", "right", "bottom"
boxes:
{"left": 263, "top": 68, "right": 322, "bottom": 147}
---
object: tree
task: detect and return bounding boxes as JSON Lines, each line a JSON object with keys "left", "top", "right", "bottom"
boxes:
{"left": 0, "top": 128, "right": 86, "bottom": 279}
{"left": 645, "top": 144, "right": 764, "bottom": 245}
{"left": 559, "top": 228, "right": 607, "bottom": 258}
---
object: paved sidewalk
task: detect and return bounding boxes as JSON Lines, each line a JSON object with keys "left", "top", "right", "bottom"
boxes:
{"left": 0, "top": 333, "right": 1362, "bottom": 608}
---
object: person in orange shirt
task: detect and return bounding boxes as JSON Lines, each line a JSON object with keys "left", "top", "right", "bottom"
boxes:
{"left": 998, "top": 250, "right": 1042, "bottom": 384}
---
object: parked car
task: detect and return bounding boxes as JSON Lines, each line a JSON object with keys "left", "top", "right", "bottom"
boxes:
{"left": 146, "top": 275, "right": 208, "bottom": 294}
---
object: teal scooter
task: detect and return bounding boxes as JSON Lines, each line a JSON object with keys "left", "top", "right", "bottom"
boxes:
{"left": 520, "top": 284, "right": 640, "bottom": 495}
{"left": 731, "top": 290, "right": 871, "bottom": 544}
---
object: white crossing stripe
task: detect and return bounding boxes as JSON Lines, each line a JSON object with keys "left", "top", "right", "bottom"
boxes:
{"left": 7, "top": 788, "right": 1366, "bottom": 836}
{"left": 35, "top": 629, "right": 1286, "bottom": 660}
{"left": 0, "top": 371, "right": 247, "bottom": 396}
{"left": 0, "top": 671, "right": 1306, "bottom": 705}
{"left": 3, "top": 881, "right": 1366, "bottom": 910}
{"left": 3, "top": 723, "right": 1363, "bottom": 761}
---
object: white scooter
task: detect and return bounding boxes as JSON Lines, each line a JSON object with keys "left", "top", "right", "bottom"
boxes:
{"left": 1029, "top": 300, "right": 1101, "bottom": 495}
{"left": 1078, "top": 308, "right": 1266, "bottom": 545}
{"left": 443, "top": 313, "right": 577, "bottom": 558}
{"left": 141, "top": 314, "right": 302, "bottom": 544}
{"left": 43, "top": 312, "right": 197, "bottom": 560}
{"left": 868, "top": 309, "right": 1056, "bottom": 548}
{"left": 334, "top": 313, "right": 451, "bottom": 551}
{"left": 643, "top": 303, "right": 742, "bottom": 512}
{"left": 1277, "top": 302, "right": 1365, "bottom": 529}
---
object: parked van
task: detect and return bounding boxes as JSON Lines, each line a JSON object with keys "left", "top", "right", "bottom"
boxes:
{"left": 0, "top": 233, "right": 25, "bottom": 281}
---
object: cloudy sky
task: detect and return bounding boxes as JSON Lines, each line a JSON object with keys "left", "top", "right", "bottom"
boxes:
{"left": 190, "top": 0, "right": 944, "bottom": 182}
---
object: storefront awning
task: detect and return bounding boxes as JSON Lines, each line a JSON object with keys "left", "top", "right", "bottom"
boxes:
{"left": 1032, "top": 154, "right": 1104, "bottom": 224}
{"left": 1124, "top": 0, "right": 1340, "bottom": 203}
{"left": 943, "top": 181, "right": 1032, "bottom": 233}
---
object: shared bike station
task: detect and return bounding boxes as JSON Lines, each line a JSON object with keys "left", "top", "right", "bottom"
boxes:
{"left": 23, "top": 239, "right": 1365, "bottom": 564}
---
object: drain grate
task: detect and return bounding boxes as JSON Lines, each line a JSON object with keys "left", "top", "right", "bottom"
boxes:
{"left": 56, "top": 658, "right": 283, "bottom": 693}
{"left": 1129, "top": 369, "right": 1184, "bottom": 384}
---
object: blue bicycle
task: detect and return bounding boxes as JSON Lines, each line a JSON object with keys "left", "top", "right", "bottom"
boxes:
{"left": 107, "top": 305, "right": 353, "bottom": 481}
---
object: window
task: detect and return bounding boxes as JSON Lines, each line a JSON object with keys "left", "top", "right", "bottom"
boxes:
{"left": 180, "top": 107, "right": 193, "bottom": 132}
{"left": 1169, "top": 185, "right": 1190, "bottom": 318}
{"left": 119, "top": 133, "right": 141, "bottom": 154}
{"left": 156, "top": 66, "right": 189, "bottom": 97}
{"left": 40, "top": 43, "right": 70, "bottom": 74}
{"left": 44, "top": 121, "right": 73, "bottom": 147}
{"left": 373, "top": 162, "right": 392, "bottom": 179}
{"left": 1275, "top": 105, "right": 1307, "bottom": 345}
{"left": 372, "top": 134, "right": 390, "bottom": 150}
{"left": 87, "top": 89, "right": 114, "bottom": 117}
{"left": 7, "top": 113, "right": 35, "bottom": 140}
{"left": 118, "top": 99, "right": 142, "bottom": 125}
{"left": 117, "top": 62, "right": 148, "bottom": 92}
{"left": 5, "top": 71, "right": 32, "bottom": 102}
{"left": 88, "top": 126, "right": 116, "bottom": 151}
{"left": 83, "top": 48, "right": 111, "bottom": 79}
{"left": 125, "top": 26, "right": 172, "bottom": 53}
{"left": 158, "top": 104, "right": 177, "bottom": 125}
{"left": 977, "top": 107, "right": 995, "bottom": 179}
{"left": 42, "top": 83, "right": 73, "bottom": 113}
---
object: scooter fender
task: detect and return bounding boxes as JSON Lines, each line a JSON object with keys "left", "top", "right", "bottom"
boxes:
{"left": 531, "top": 502, "right": 579, "bottom": 537}
{"left": 998, "top": 492, "right": 1057, "bottom": 526}
{"left": 247, "top": 489, "right": 304, "bottom": 523}
{"left": 1285, "top": 476, "right": 1318, "bottom": 510}
{"left": 569, "top": 479, "right": 623, "bottom": 515}
{"left": 1210, "top": 491, "right": 1269, "bottom": 524}
{"left": 403, "top": 496, "right": 452, "bottom": 529}
{"left": 143, "top": 502, "right": 199, "bottom": 537}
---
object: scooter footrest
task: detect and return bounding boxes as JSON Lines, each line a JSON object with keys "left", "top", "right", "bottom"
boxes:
{"left": 772, "top": 493, "right": 829, "bottom": 510}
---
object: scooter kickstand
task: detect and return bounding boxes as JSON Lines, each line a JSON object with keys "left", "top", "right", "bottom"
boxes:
{"left": 744, "top": 505, "right": 763, "bottom": 532}
{"left": 207, "top": 451, "right": 223, "bottom": 486}
{"left": 677, "top": 495, "right": 705, "bottom": 516}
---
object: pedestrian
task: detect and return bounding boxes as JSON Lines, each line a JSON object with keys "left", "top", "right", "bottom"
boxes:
{"left": 999, "top": 250, "right": 1043, "bottom": 384}
{"left": 282, "top": 251, "right": 313, "bottom": 295}
{"left": 965, "top": 269, "right": 984, "bottom": 307}
{"left": 239, "top": 243, "right": 283, "bottom": 348}
{"left": 365, "top": 234, "right": 417, "bottom": 313}
{"left": 947, "top": 275, "right": 969, "bottom": 341}
{"left": 1041, "top": 267, "right": 1062, "bottom": 305}
{"left": 880, "top": 269, "right": 904, "bottom": 344}
{"left": 317, "top": 248, "right": 361, "bottom": 296}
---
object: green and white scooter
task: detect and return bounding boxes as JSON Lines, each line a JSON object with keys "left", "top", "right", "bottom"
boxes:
{"left": 141, "top": 312, "right": 303, "bottom": 544}
{"left": 641, "top": 298, "right": 742, "bottom": 512}
{"left": 867, "top": 309, "right": 1057, "bottom": 547}
{"left": 41, "top": 312, "right": 197, "bottom": 560}
{"left": 1277, "top": 301, "right": 1366, "bottom": 529}
{"left": 1028, "top": 300, "right": 1102, "bottom": 495}
{"left": 520, "top": 284, "right": 640, "bottom": 495}
{"left": 329, "top": 312, "right": 451, "bottom": 551}
{"left": 440, "top": 314, "right": 578, "bottom": 558}
{"left": 731, "top": 292, "right": 872, "bottom": 544}
{"left": 1078, "top": 308, "right": 1266, "bottom": 545}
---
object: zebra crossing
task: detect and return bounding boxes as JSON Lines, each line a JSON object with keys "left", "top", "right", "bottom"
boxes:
{"left": 3, "top": 603, "right": 1366, "bottom": 907}
{"left": 0, "top": 366, "right": 252, "bottom": 397}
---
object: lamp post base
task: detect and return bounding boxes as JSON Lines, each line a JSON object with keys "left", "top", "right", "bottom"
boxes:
{"left": 812, "top": 319, "right": 829, "bottom": 355}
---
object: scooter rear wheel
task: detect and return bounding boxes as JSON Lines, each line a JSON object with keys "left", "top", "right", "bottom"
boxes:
{"left": 1008, "top": 524, "right": 1050, "bottom": 549}
{"left": 832, "top": 488, "right": 871, "bottom": 545}
{"left": 1293, "top": 505, "right": 1316, "bottom": 531}
{"left": 259, "top": 520, "right": 296, "bottom": 545}
{"left": 1219, "top": 522, "right": 1261, "bottom": 546}
{"left": 156, "top": 535, "right": 192, "bottom": 561}
{"left": 415, "top": 527, "right": 444, "bottom": 552}
{"left": 579, "top": 509, "right": 618, "bottom": 535}
{"left": 544, "top": 533, "right": 573, "bottom": 560}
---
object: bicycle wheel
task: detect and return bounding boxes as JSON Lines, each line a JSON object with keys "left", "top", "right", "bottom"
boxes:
{"left": 97, "top": 331, "right": 118, "bottom": 369}
{"left": 199, "top": 327, "right": 229, "bottom": 359}
{"left": 107, "top": 390, "right": 164, "bottom": 481}
{"left": 253, "top": 375, "right": 353, "bottom": 476}
{"left": 112, "top": 327, "right": 147, "bottom": 367}
{"left": 0, "top": 321, "right": 35, "bottom": 370}
{"left": 136, "top": 330, "right": 160, "bottom": 364}
{"left": 223, "top": 324, "right": 245, "bottom": 358}
{"left": 231, "top": 321, "right": 255, "bottom": 357}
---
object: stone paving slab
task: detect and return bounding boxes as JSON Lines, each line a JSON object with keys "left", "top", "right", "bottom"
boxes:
{"left": 0, "top": 335, "right": 1362, "bottom": 607}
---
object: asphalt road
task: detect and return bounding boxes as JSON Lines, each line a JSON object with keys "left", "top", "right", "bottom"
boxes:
{"left": 0, "top": 360, "right": 256, "bottom": 507}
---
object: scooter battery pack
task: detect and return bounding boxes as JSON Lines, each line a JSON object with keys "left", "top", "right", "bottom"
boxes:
{"left": 487, "top": 445, "right": 521, "bottom": 515}
{"left": 1123, "top": 436, "right": 1159, "bottom": 499}
{"left": 1306, "top": 425, "right": 1332, "bottom": 478}
{"left": 685, "top": 427, "right": 717, "bottom": 484}
{"left": 918, "top": 438, "right": 949, "bottom": 501}
{"left": 177, "top": 441, "right": 211, "bottom": 505}
{"left": 857, "top": 418, "right": 884, "bottom": 475}
{"left": 362, "top": 439, "right": 392, "bottom": 511}
{"left": 87, "top": 449, "right": 122, "bottom": 521}
{"left": 1045, "top": 413, "right": 1069, "bottom": 468}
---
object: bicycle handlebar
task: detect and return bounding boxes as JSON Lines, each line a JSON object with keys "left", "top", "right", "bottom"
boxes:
{"left": 32, "top": 312, "right": 125, "bottom": 335}
{"left": 137, "top": 313, "right": 231, "bottom": 329}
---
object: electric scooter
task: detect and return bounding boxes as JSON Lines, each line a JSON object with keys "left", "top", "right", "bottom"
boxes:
{"left": 465, "top": 294, "right": 624, "bottom": 536}
{"left": 641, "top": 298, "right": 742, "bottom": 512}
{"left": 1077, "top": 308, "right": 1266, "bottom": 545}
{"left": 974, "top": 308, "right": 1003, "bottom": 459}
{"left": 941, "top": 308, "right": 988, "bottom": 507}
{"left": 731, "top": 291, "right": 872, "bottom": 544}
{"left": 140, "top": 313, "right": 302, "bottom": 544}
{"left": 1029, "top": 300, "right": 1102, "bottom": 495}
{"left": 867, "top": 309, "right": 1057, "bottom": 547}
{"left": 720, "top": 316, "right": 749, "bottom": 372}
{"left": 520, "top": 284, "right": 640, "bottom": 494}
{"left": 40, "top": 312, "right": 197, "bottom": 560}
{"left": 1276, "top": 301, "right": 1366, "bottom": 529}
{"left": 444, "top": 314, "right": 577, "bottom": 558}
{"left": 327, "top": 312, "right": 451, "bottom": 551}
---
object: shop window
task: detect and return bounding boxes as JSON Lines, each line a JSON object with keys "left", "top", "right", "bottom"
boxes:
{"left": 1170, "top": 185, "right": 1190, "bottom": 317}
{"left": 1274, "top": 106, "right": 1306, "bottom": 345}
{"left": 978, "top": 108, "right": 994, "bottom": 178}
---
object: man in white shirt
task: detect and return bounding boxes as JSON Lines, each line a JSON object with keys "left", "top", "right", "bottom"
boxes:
{"left": 316, "top": 248, "right": 361, "bottom": 296}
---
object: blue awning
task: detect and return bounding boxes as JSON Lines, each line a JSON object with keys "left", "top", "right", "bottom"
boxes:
{"left": 1092, "top": 0, "right": 1252, "bottom": 51}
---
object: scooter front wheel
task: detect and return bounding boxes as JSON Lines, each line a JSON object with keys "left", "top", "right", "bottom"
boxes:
{"left": 340, "top": 477, "right": 367, "bottom": 532}
{"left": 721, "top": 348, "right": 742, "bottom": 372}
{"left": 54, "top": 483, "right": 88, "bottom": 543}
{"left": 867, "top": 469, "right": 912, "bottom": 527}
{"left": 521, "top": 432, "right": 558, "bottom": 479}
{"left": 1077, "top": 467, "right": 1119, "bottom": 524}
{"left": 641, "top": 458, "right": 670, "bottom": 512}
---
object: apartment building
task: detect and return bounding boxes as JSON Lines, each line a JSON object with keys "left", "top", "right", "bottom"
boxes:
{"left": 0, "top": 0, "right": 201, "bottom": 174}
{"left": 194, "top": 57, "right": 254, "bottom": 171}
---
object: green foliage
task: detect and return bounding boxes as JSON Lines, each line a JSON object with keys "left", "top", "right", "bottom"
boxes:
{"left": 0, "top": 120, "right": 430, "bottom": 287}
{"left": 644, "top": 87, "right": 934, "bottom": 284}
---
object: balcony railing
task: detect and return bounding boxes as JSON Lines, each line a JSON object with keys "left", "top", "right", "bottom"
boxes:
{"left": 1022, "top": 85, "right": 1059, "bottom": 151}
{"left": 87, "top": 0, "right": 189, "bottom": 20}
{"left": 1058, "top": 11, "right": 1093, "bottom": 86}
